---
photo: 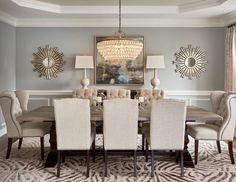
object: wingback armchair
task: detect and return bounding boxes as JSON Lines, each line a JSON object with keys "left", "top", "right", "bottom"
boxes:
{"left": 187, "top": 91, "right": 236, "bottom": 164}
{"left": 0, "top": 90, "right": 51, "bottom": 160}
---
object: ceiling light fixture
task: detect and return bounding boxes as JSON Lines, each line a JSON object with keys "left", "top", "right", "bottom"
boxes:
{"left": 97, "top": 0, "right": 143, "bottom": 61}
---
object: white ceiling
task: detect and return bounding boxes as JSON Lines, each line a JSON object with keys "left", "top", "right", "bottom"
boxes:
{"left": 0, "top": 0, "right": 235, "bottom": 27}
{"left": 38, "top": 0, "right": 201, "bottom": 6}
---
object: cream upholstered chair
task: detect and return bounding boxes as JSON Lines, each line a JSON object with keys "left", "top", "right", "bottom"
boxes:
{"left": 0, "top": 90, "right": 51, "bottom": 160}
{"left": 103, "top": 99, "right": 139, "bottom": 177}
{"left": 187, "top": 91, "right": 236, "bottom": 165}
{"left": 54, "top": 98, "right": 96, "bottom": 177}
{"left": 142, "top": 99, "right": 187, "bottom": 177}
{"left": 106, "top": 89, "right": 130, "bottom": 99}
{"left": 72, "top": 88, "right": 97, "bottom": 106}
{"left": 139, "top": 89, "right": 164, "bottom": 150}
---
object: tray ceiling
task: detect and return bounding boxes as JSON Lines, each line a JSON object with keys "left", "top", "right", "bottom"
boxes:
{"left": 0, "top": 0, "right": 235, "bottom": 27}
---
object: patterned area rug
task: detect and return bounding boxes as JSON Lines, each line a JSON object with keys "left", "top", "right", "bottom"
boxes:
{"left": 0, "top": 135, "right": 236, "bottom": 182}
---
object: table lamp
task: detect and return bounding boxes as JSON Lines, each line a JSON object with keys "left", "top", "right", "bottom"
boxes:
{"left": 146, "top": 56, "right": 165, "bottom": 89}
{"left": 75, "top": 56, "right": 94, "bottom": 89}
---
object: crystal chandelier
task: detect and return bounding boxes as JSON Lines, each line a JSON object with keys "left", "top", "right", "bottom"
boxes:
{"left": 97, "top": 0, "right": 143, "bottom": 61}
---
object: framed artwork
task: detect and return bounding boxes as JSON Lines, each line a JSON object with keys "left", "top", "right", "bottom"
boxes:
{"left": 95, "top": 36, "right": 144, "bottom": 85}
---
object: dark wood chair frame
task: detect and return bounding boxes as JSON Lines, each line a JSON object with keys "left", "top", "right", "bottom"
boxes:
{"left": 57, "top": 140, "right": 96, "bottom": 178}
{"left": 194, "top": 140, "right": 235, "bottom": 165}
{"left": 6, "top": 137, "right": 45, "bottom": 160}
{"left": 145, "top": 138, "right": 184, "bottom": 177}
{"left": 104, "top": 149, "right": 137, "bottom": 177}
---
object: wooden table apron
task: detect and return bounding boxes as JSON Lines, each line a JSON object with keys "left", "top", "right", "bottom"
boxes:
{"left": 17, "top": 106, "right": 223, "bottom": 168}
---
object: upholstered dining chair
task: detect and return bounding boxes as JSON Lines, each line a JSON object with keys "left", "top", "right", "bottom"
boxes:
{"left": 54, "top": 98, "right": 96, "bottom": 177}
{"left": 72, "top": 88, "right": 97, "bottom": 106}
{"left": 139, "top": 89, "right": 165, "bottom": 150}
{"left": 142, "top": 99, "right": 187, "bottom": 177}
{"left": 187, "top": 91, "right": 236, "bottom": 165}
{"left": 139, "top": 89, "right": 164, "bottom": 107}
{"left": 106, "top": 89, "right": 130, "bottom": 99}
{"left": 0, "top": 90, "right": 51, "bottom": 160}
{"left": 103, "top": 99, "right": 139, "bottom": 177}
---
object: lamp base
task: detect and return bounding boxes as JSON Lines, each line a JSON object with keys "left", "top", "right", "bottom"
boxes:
{"left": 80, "top": 77, "right": 90, "bottom": 89}
{"left": 150, "top": 77, "right": 160, "bottom": 89}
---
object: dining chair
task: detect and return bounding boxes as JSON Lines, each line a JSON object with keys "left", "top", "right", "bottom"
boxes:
{"left": 187, "top": 91, "right": 236, "bottom": 165}
{"left": 54, "top": 98, "right": 96, "bottom": 177}
{"left": 139, "top": 89, "right": 164, "bottom": 151}
{"left": 0, "top": 90, "right": 51, "bottom": 160}
{"left": 142, "top": 99, "right": 187, "bottom": 177}
{"left": 103, "top": 99, "right": 139, "bottom": 177}
{"left": 72, "top": 88, "right": 97, "bottom": 106}
{"left": 106, "top": 89, "right": 130, "bottom": 99}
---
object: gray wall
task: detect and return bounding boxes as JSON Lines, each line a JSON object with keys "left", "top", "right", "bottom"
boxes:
{"left": 16, "top": 27, "right": 225, "bottom": 90}
{"left": 0, "top": 21, "right": 16, "bottom": 90}
{"left": 0, "top": 21, "right": 16, "bottom": 134}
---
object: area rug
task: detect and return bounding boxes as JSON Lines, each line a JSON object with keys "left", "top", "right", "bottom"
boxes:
{"left": 0, "top": 135, "right": 236, "bottom": 182}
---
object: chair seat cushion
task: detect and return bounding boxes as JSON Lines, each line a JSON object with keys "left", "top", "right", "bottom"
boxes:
{"left": 21, "top": 122, "right": 51, "bottom": 137}
{"left": 187, "top": 123, "right": 220, "bottom": 140}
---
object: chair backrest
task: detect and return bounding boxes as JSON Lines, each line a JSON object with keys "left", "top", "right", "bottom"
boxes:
{"left": 0, "top": 91, "right": 23, "bottom": 138}
{"left": 72, "top": 89, "right": 97, "bottom": 106}
{"left": 106, "top": 89, "right": 130, "bottom": 99}
{"left": 54, "top": 98, "right": 91, "bottom": 150}
{"left": 103, "top": 99, "right": 138, "bottom": 150}
{"left": 213, "top": 93, "right": 236, "bottom": 140}
{"left": 140, "top": 89, "right": 164, "bottom": 107}
{"left": 15, "top": 90, "right": 29, "bottom": 113}
{"left": 150, "top": 99, "right": 186, "bottom": 150}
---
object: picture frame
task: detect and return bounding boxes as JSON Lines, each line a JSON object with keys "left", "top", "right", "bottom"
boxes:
{"left": 95, "top": 36, "right": 144, "bottom": 85}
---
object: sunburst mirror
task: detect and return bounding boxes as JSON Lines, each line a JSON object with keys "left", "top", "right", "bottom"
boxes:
{"left": 173, "top": 45, "right": 207, "bottom": 80}
{"left": 32, "top": 45, "right": 65, "bottom": 80}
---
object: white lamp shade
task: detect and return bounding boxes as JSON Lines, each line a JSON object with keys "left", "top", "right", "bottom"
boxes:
{"left": 146, "top": 56, "right": 165, "bottom": 69}
{"left": 75, "top": 56, "right": 94, "bottom": 69}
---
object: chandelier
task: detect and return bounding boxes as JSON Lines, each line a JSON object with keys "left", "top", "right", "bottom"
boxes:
{"left": 97, "top": 0, "right": 143, "bottom": 61}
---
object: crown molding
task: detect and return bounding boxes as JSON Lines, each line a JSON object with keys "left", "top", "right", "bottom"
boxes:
{"left": 179, "top": 0, "right": 227, "bottom": 13}
{"left": 14, "top": 17, "right": 224, "bottom": 27}
{"left": 0, "top": 10, "right": 16, "bottom": 26}
{"left": 11, "top": 0, "right": 60, "bottom": 13}
{"left": 223, "top": 10, "right": 236, "bottom": 26}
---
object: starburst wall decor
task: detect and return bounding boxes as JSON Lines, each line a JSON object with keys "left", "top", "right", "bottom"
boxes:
{"left": 173, "top": 45, "right": 207, "bottom": 80}
{"left": 32, "top": 45, "right": 65, "bottom": 80}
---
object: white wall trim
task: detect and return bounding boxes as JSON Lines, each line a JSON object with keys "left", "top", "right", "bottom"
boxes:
{"left": 29, "top": 98, "right": 50, "bottom": 106}
{"left": 0, "top": 10, "right": 16, "bottom": 26}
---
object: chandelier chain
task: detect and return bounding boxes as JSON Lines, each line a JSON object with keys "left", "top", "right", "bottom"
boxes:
{"left": 119, "top": 0, "right": 122, "bottom": 33}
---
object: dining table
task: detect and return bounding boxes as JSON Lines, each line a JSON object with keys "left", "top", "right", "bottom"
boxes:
{"left": 17, "top": 105, "right": 223, "bottom": 168}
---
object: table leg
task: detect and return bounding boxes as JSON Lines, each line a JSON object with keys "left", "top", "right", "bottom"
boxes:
{"left": 45, "top": 122, "right": 57, "bottom": 168}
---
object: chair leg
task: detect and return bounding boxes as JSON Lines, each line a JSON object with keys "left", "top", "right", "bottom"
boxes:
{"left": 180, "top": 150, "right": 184, "bottom": 177}
{"left": 86, "top": 150, "right": 90, "bottom": 178}
{"left": 142, "top": 134, "right": 145, "bottom": 151}
{"left": 228, "top": 141, "right": 235, "bottom": 164}
{"left": 195, "top": 140, "right": 199, "bottom": 165}
{"left": 57, "top": 151, "right": 61, "bottom": 177}
{"left": 18, "top": 138, "right": 23, "bottom": 149}
{"left": 151, "top": 150, "right": 154, "bottom": 177}
{"left": 216, "top": 141, "right": 221, "bottom": 153}
{"left": 104, "top": 150, "right": 108, "bottom": 177}
{"left": 92, "top": 140, "right": 96, "bottom": 163}
{"left": 40, "top": 137, "right": 44, "bottom": 160}
{"left": 6, "top": 138, "right": 13, "bottom": 159}
{"left": 134, "top": 150, "right": 137, "bottom": 177}
{"left": 62, "top": 151, "right": 65, "bottom": 163}
{"left": 145, "top": 139, "right": 148, "bottom": 162}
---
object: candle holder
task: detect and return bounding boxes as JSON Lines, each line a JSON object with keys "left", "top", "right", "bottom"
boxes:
{"left": 138, "top": 96, "right": 145, "bottom": 111}
{"left": 96, "top": 96, "right": 103, "bottom": 111}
